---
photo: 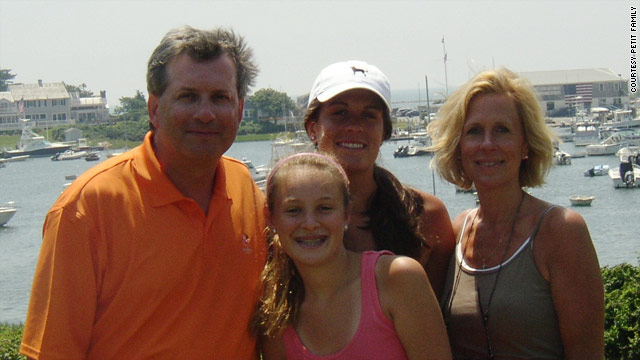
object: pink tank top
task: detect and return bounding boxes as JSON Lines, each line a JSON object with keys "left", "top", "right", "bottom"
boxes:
{"left": 283, "top": 250, "right": 408, "bottom": 359}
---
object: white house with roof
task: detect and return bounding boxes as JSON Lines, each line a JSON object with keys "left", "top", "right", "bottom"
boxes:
{"left": 0, "top": 91, "right": 20, "bottom": 130}
{"left": 518, "top": 68, "right": 628, "bottom": 117}
{"left": 69, "top": 90, "right": 110, "bottom": 123}
{"left": 0, "top": 80, "right": 109, "bottom": 131}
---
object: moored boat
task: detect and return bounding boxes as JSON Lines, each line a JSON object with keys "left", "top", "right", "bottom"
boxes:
{"left": 0, "top": 155, "right": 30, "bottom": 164}
{"left": 553, "top": 149, "right": 572, "bottom": 165}
{"left": 394, "top": 144, "right": 431, "bottom": 158}
{"left": 84, "top": 152, "right": 101, "bottom": 161}
{"left": 586, "top": 133, "right": 626, "bottom": 156}
{"left": 616, "top": 146, "right": 640, "bottom": 160}
{"left": 573, "top": 122, "right": 600, "bottom": 146}
{"left": 584, "top": 164, "right": 610, "bottom": 177}
{"left": 608, "top": 162, "right": 640, "bottom": 188}
{"left": 0, "top": 203, "right": 17, "bottom": 226}
{"left": 1, "top": 120, "right": 72, "bottom": 159}
{"left": 51, "top": 150, "right": 88, "bottom": 161}
{"left": 569, "top": 195, "right": 595, "bottom": 206}
{"left": 242, "top": 157, "right": 269, "bottom": 188}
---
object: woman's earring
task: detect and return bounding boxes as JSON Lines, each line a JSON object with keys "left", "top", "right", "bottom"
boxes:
{"left": 522, "top": 154, "right": 529, "bottom": 160}
{"left": 310, "top": 135, "right": 316, "bottom": 141}
{"left": 343, "top": 224, "right": 348, "bottom": 231}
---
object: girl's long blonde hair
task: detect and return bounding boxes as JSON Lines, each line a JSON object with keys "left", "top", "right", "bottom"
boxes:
{"left": 250, "top": 153, "right": 350, "bottom": 338}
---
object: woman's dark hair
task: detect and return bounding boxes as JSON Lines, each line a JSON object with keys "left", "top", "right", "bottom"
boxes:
{"left": 364, "top": 165, "right": 426, "bottom": 259}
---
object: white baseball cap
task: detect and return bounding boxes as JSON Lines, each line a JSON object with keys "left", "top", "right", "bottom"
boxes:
{"left": 308, "top": 60, "right": 391, "bottom": 113}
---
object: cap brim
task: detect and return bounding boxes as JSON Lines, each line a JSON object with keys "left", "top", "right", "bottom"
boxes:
{"left": 316, "top": 82, "right": 390, "bottom": 111}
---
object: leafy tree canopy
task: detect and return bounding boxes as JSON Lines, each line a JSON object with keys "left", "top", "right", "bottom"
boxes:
{"left": 114, "top": 90, "right": 148, "bottom": 122}
{"left": 0, "top": 68, "right": 17, "bottom": 91}
{"left": 247, "top": 88, "right": 296, "bottom": 124}
{"left": 65, "top": 83, "right": 94, "bottom": 97}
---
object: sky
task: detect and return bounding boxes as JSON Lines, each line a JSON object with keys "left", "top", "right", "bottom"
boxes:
{"left": 0, "top": 0, "right": 635, "bottom": 110}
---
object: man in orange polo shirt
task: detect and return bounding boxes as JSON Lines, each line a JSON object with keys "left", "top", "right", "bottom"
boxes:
{"left": 21, "top": 25, "right": 266, "bottom": 359}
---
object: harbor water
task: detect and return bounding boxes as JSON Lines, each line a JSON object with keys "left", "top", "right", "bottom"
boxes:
{"left": 1, "top": 140, "right": 638, "bottom": 323}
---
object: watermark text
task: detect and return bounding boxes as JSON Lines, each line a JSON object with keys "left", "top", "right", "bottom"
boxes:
{"left": 631, "top": 6, "right": 637, "bottom": 93}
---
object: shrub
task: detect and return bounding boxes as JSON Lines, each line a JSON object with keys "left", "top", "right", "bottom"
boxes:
{"left": 602, "top": 262, "right": 640, "bottom": 359}
{"left": 0, "top": 323, "right": 26, "bottom": 360}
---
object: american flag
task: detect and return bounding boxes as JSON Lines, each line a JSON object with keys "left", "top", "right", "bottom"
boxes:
{"left": 564, "top": 83, "right": 592, "bottom": 104}
{"left": 17, "top": 97, "right": 24, "bottom": 115}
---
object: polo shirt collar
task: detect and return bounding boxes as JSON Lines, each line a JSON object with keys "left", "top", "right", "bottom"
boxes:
{"left": 133, "top": 132, "right": 231, "bottom": 208}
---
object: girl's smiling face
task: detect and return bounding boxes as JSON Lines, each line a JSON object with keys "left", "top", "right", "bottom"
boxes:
{"left": 268, "top": 166, "right": 350, "bottom": 267}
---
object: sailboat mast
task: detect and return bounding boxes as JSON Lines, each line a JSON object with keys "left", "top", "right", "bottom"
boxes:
{"left": 425, "top": 75, "right": 436, "bottom": 196}
{"left": 442, "top": 36, "right": 449, "bottom": 98}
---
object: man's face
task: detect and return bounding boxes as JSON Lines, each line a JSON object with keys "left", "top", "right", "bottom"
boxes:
{"left": 148, "top": 53, "right": 244, "bottom": 165}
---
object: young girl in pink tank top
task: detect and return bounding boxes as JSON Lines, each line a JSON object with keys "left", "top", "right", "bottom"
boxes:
{"left": 250, "top": 153, "right": 451, "bottom": 359}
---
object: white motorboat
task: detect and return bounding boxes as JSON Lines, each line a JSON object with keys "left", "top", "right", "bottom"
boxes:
{"left": 411, "top": 132, "right": 432, "bottom": 146}
{"left": 1, "top": 120, "right": 72, "bottom": 158}
{"left": 0, "top": 204, "right": 17, "bottom": 226}
{"left": 586, "top": 134, "right": 623, "bottom": 156}
{"left": 51, "top": 150, "right": 88, "bottom": 161}
{"left": 609, "top": 163, "right": 640, "bottom": 188}
{"left": 106, "top": 151, "right": 124, "bottom": 158}
{"left": 569, "top": 195, "right": 595, "bottom": 206}
{"left": 603, "top": 110, "right": 640, "bottom": 129}
{"left": 554, "top": 150, "right": 572, "bottom": 165}
{"left": 616, "top": 146, "right": 640, "bottom": 161}
{"left": 586, "top": 133, "right": 627, "bottom": 156}
{"left": 394, "top": 144, "right": 431, "bottom": 158}
{"left": 270, "top": 131, "right": 315, "bottom": 162}
{"left": 242, "top": 158, "right": 270, "bottom": 184}
{"left": 573, "top": 122, "right": 600, "bottom": 146}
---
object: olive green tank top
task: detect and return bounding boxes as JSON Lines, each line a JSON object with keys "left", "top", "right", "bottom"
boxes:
{"left": 441, "top": 206, "right": 564, "bottom": 359}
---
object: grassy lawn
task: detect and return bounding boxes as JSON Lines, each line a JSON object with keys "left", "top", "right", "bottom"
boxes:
{"left": 0, "top": 135, "right": 19, "bottom": 149}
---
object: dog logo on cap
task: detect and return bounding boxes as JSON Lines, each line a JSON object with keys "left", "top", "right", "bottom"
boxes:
{"left": 351, "top": 66, "right": 367, "bottom": 77}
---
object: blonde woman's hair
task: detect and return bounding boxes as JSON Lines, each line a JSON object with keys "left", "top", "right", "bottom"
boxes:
{"left": 427, "top": 68, "right": 558, "bottom": 189}
{"left": 250, "top": 153, "right": 350, "bottom": 338}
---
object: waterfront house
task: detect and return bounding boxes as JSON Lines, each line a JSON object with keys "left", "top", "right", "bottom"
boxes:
{"left": 0, "top": 80, "right": 109, "bottom": 131}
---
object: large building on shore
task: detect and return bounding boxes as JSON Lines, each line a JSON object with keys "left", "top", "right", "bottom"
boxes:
{"left": 518, "top": 68, "right": 629, "bottom": 117}
{"left": 0, "top": 80, "right": 109, "bottom": 131}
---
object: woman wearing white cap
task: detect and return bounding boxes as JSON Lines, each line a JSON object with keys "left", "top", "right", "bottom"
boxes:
{"left": 304, "top": 60, "right": 455, "bottom": 299}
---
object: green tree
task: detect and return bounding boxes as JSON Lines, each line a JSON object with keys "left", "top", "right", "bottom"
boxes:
{"left": 0, "top": 68, "right": 17, "bottom": 91}
{"left": 247, "top": 88, "right": 296, "bottom": 125}
{"left": 114, "top": 90, "right": 148, "bottom": 122}
{"left": 64, "top": 83, "right": 94, "bottom": 97}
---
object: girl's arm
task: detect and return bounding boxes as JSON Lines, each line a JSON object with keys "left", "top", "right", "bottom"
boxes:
{"left": 378, "top": 255, "right": 452, "bottom": 360}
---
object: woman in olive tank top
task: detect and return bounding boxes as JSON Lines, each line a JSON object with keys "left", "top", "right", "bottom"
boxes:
{"left": 428, "top": 68, "right": 604, "bottom": 359}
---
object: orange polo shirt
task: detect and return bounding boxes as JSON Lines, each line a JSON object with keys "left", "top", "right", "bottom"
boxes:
{"left": 21, "top": 132, "right": 266, "bottom": 359}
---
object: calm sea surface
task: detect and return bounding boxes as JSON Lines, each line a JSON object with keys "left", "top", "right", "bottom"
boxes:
{"left": 1, "top": 140, "right": 638, "bottom": 323}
